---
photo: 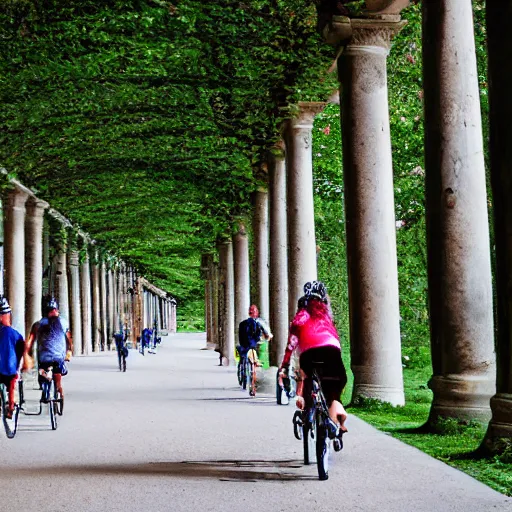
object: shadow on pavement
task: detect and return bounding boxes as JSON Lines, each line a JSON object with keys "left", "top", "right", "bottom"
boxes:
{"left": 5, "top": 459, "right": 315, "bottom": 482}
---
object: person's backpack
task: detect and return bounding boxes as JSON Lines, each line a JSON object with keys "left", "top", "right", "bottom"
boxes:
{"left": 239, "top": 317, "right": 261, "bottom": 349}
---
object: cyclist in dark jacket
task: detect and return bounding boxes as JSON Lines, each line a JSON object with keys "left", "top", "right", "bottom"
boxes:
{"left": 237, "top": 305, "right": 272, "bottom": 365}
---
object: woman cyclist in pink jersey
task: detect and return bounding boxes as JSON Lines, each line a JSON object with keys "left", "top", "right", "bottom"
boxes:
{"left": 279, "top": 281, "right": 348, "bottom": 432}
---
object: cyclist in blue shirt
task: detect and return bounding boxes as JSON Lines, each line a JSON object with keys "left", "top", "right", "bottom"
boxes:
{"left": 0, "top": 296, "right": 24, "bottom": 418}
{"left": 25, "top": 297, "right": 73, "bottom": 400}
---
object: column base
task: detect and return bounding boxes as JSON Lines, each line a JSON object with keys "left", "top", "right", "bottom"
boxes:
{"left": 481, "top": 394, "right": 512, "bottom": 453}
{"left": 352, "top": 383, "right": 405, "bottom": 407}
{"left": 428, "top": 374, "right": 494, "bottom": 424}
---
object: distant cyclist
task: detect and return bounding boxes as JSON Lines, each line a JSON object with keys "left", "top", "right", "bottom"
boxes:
{"left": 237, "top": 305, "right": 272, "bottom": 365}
{"left": 25, "top": 297, "right": 73, "bottom": 400}
{"left": 0, "top": 297, "right": 25, "bottom": 418}
{"left": 140, "top": 327, "right": 152, "bottom": 354}
{"left": 113, "top": 327, "right": 128, "bottom": 370}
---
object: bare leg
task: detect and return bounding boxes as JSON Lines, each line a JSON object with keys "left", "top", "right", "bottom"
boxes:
{"left": 8, "top": 376, "right": 17, "bottom": 412}
{"left": 295, "top": 370, "right": 305, "bottom": 409}
{"left": 328, "top": 400, "right": 348, "bottom": 432}
{"left": 54, "top": 374, "right": 63, "bottom": 397}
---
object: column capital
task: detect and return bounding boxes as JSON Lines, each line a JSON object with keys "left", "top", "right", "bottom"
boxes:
{"left": 6, "top": 187, "right": 29, "bottom": 209}
{"left": 235, "top": 222, "right": 247, "bottom": 237}
{"left": 271, "top": 138, "right": 286, "bottom": 160}
{"left": 26, "top": 196, "right": 49, "bottom": 217}
{"left": 348, "top": 18, "right": 406, "bottom": 52}
{"left": 322, "top": 15, "right": 405, "bottom": 49}
{"left": 295, "top": 101, "right": 326, "bottom": 127}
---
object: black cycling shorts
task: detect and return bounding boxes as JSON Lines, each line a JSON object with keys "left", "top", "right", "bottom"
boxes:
{"left": 299, "top": 346, "right": 347, "bottom": 407}
{"left": 39, "top": 360, "right": 67, "bottom": 376}
{"left": 0, "top": 374, "right": 16, "bottom": 387}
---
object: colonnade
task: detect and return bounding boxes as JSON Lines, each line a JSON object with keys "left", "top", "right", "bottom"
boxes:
{"left": 0, "top": 176, "right": 176, "bottom": 353}
{"left": 203, "top": 0, "right": 512, "bottom": 447}
{"left": 140, "top": 279, "right": 176, "bottom": 333}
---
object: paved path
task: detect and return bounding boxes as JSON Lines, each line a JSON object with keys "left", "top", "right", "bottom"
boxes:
{"left": 0, "top": 333, "right": 509, "bottom": 512}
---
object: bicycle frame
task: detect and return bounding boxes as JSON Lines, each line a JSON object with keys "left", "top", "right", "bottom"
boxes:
{"left": 292, "top": 368, "right": 343, "bottom": 481}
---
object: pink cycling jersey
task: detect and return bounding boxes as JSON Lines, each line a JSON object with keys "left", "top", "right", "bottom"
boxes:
{"left": 281, "top": 304, "right": 340, "bottom": 367}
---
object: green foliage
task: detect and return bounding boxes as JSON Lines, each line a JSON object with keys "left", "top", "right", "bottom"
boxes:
{"left": 0, "top": 0, "right": 337, "bottom": 309}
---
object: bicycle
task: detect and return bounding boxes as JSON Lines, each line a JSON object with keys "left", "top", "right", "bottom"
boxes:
{"left": 292, "top": 367, "right": 344, "bottom": 480}
{"left": 0, "top": 376, "right": 21, "bottom": 439}
{"left": 236, "top": 345, "right": 259, "bottom": 396}
{"left": 237, "top": 351, "right": 249, "bottom": 390}
{"left": 25, "top": 367, "right": 63, "bottom": 431}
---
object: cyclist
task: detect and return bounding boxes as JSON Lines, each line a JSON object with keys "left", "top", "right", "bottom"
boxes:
{"left": 141, "top": 327, "right": 152, "bottom": 354}
{"left": 279, "top": 281, "right": 348, "bottom": 432}
{"left": 0, "top": 296, "right": 25, "bottom": 418}
{"left": 113, "top": 327, "right": 128, "bottom": 369}
{"left": 24, "top": 297, "right": 73, "bottom": 400}
{"left": 237, "top": 305, "right": 272, "bottom": 366}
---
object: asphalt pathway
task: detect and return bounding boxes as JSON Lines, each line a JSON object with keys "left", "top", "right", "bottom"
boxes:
{"left": 0, "top": 333, "right": 509, "bottom": 512}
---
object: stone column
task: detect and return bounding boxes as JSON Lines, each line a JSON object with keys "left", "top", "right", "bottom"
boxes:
{"left": 284, "top": 103, "right": 322, "bottom": 321}
{"left": 252, "top": 187, "right": 270, "bottom": 323}
{"left": 99, "top": 256, "right": 108, "bottom": 350}
{"left": 337, "top": 19, "right": 405, "bottom": 405}
{"left": 423, "top": 2, "right": 495, "bottom": 421}
{"left": 211, "top": 261, "right": 219, "bottom": 349}
{"left": 233, "top": 222, "right": 250, "bottom": 332}
{"left": 118, "top": 264, "right": 125, "bottom": 328}
{"left": 269, "top": 142, "right": 289, "bottom": 366}
{"left": 91, "top": 248, "right": 101, "bottom": 352}
{"left": 4, "top": 188, "right": 29, "bottom": 335}
{"left": 201, "top": 254, "right": 212, "bottom": 345}
{"left": 128, "top": 268, "right": 136, "bottom": 344}
{"left": 135, "top": 276, "right": 143, "bottom": 341}
{"left": 80, "top": 241, "right": 92, "bottom": 355}
{"left": 25, "top": 197, "right": 48, "bottom": 337}
{"left": 113, "top": 265, "right": 119, "bottom": 330}
{"left": 107, "top": 266, "right": 115, "bottom": 341}
{"left": 218, "top": 240, "right": 235, "bottom": 365}
{"left": 54, "top": 229, "right": 69, "bottom": 324}
{"left": 69, "top": 243, "right": 82, "bottom": 356}
{"left": 483, "top": 1, "right": 512, "bottom": 450}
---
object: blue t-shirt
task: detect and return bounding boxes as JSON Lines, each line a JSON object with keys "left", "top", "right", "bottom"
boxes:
{"left": 0, "top": 325, "right": 24, "bottom": 376}
{"left": 37, "top": 317, "right": 68, "bottom": 363}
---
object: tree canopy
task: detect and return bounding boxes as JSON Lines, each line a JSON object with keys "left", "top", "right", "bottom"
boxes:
{"left": 0, "top": 0, "right": 340, "bottom": 310}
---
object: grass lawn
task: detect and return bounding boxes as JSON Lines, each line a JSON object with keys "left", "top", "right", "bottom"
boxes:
{"left": 346, "top": 361, "right": 512, "bottom": 496}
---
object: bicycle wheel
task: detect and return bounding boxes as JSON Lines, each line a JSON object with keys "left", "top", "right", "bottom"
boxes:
{"left": 241, "top": 358, "right": 248, "bottom": 390}
{"left": 303, "top": 408, "right": 316, "bottom": 465}
{"left": 49, "top": 380, "right": 58, "bottom": 430}
{"left": 316, "top": 412, "right": 330, "bottom": 481}
{"left": 248, "top": 361, "right": 256, "bottom": 396}
{"left": 0, "top": 384, "right": 19, "bottom": 439}
{"left": 237, "top": 360, "right": 243, "bottom": 386}
{"left": 18, "top": 378, "right": 24, "bottom": 409}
